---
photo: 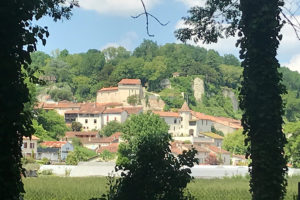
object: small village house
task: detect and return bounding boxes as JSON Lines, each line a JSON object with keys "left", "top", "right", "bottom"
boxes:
{"left": 198, "top": 132, "right": 224, "bottom": 147}
{"left": 37, "top": 141, "right": 74, "bottom": 161}
{"left": 22, "top": 135, "right": 39, "bottom": 158}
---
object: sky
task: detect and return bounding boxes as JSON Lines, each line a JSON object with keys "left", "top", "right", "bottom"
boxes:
{"left": 36, "top": 0, "right": 300, "bottom": 73}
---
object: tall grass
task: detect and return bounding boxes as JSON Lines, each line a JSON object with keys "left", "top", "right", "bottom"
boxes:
{"left": 23, "top": 176, "right": 300, "bottom": 200}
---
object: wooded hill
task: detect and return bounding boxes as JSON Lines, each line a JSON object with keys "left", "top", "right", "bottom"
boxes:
{"left": 30, "top": 40, "right": 300, "bottom": 122}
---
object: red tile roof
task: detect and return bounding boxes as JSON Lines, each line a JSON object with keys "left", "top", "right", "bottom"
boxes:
{"left": 65, "top": 131, "right": 98, "bottom": 138}
{"left": 122, "top": 106, "right": 143, "bottom": 114}
{"left": 40, "top": 141, "right": 68, "bottom": 148}
{"left": 65, "top": 103, "right": 106, "bottom": 114}
{"left": 98, "top": 87, "right": 118, "bottom": 92}
{"left": 191, "top": 111, "right": 242, "bottom": 129}
{"left": 103, "top": 108, "right": 125, "bottom": 114}
{"left": 207, "top": 145, "right": 230, "bottom": 154}
{"left": 39, "top": 101, "right": 81, "bottom": 109}
{"left": 191, "top": 111, "right": 215, "bottom": 121}
{"left": 81, "top": 132, "right": 121, "bottom": 144}
{"left": 23, "top": 135, "right": 40, "bottom": 140}
{"left": 118, "top": 79, "right": 141, "bottom": 85}
{"left": 179, "top": 101, "right": 190, "bottom": 112}
{"left": 96, "top": 102, "right": 123, "bottom": 107}
{"left": 153, "top": 111, "right": 180, "bottom": 117}
{"left": 97, "top": 143, "right": 119, "bottom": 153}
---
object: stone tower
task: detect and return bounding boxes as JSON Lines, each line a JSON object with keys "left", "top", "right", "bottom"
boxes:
{"left": 179, "top": 101, "right": 191, "bottom": 136}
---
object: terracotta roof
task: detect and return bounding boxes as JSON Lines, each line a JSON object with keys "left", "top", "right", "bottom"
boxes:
{"left": 98, "top": 87, "right": 118, "bottom": 92}
{"left": 40, "top": 101, "right": 81, "bottom": 109}
{"left": 81, "top": 132, "right": 121, "bottom": 144}
{"left": 97, "top": 143, "right": 119, "bottom": 153}
{"left": 153, "top": 111, "right": 180, "bottom": 117}
{"left": 40, "top": 141, "right": 68, "bottom": 148}
{"left": 207, "top": 145, "right": 230, "bottom": 154}
{"left": 122, "top": 106, "right": 143, "bottom": 114}
{"left": 118, "top": 79, "right": 141, "bottom": 85}
{"left": 96, "top": 102, "right": 123, "bottom": 107}
{"left": 191, "top": 111, "right": 215, "bottom": 121}
{"left": 103, "top": 108, "right": 125, "bottom": 114}
{"left": 212, "top": 116, "right": 242, "bottom": 129}
{"left": 65, "top": 131, "right": 98, "bottom": 138}
{"left": 200, "top": 132, "right": 224, "bottom": 139}
{"left": 193, "top": 145, "right": 210, "bottom": 153}
{"left": 191, "top": 111, "right": 242, "bottom": 129}
{"left": 23, "top": 135, "right": 40, "bottom": 140}
{"left": 179, "top": 101, "right": 190, "bottom": 112}
{"left": 65, "top": 103, "right": 106, "bottom": 114}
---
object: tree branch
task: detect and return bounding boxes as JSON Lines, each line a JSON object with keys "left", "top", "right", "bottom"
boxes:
{"left": 132, "top": 0, "right": 169, "bottom": 37}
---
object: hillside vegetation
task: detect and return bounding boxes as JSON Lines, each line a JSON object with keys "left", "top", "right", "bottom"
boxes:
{"left": 30, "top": 40, "right": 300, "bottom": 122}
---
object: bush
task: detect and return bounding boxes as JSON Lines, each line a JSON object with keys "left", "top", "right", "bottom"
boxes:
{"left": 99, "top": 150, "right": 116, "bottom": 161}
{"left": 42, "top": 157, "right": 50, "bottom": 165}
{"left": 40, "top": 169, "right": 53, "bottom": 176}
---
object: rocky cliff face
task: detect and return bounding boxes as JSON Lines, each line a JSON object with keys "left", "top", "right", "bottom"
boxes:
{"left": 222, "top": 88, "right": 239, "bottom": 111}
{"left": 193, "top": 77, "right": 205, "bottom": 102}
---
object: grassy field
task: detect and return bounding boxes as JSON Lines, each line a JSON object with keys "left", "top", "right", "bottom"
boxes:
{"left": 23, "top": 176, "right": 299, "bottom": 200}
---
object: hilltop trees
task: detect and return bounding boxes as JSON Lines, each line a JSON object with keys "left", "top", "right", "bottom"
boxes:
{"left": 0, "top": 1, "right": 76, "bottom": 199}
{"left": 176, "top": 0, "right": 288, "bottom": 199}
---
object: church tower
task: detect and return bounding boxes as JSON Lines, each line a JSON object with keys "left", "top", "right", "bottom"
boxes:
{"left": 179, "top": 101, "right": 191, "bottom": 136}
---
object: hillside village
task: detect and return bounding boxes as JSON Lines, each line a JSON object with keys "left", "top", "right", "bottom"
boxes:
{"left": 22, "top": 78, "right": 247, "bottom": 166}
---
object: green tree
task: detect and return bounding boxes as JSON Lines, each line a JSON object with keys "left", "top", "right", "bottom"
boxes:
{"left": 223, "top": 54, "right": 240, "bottom": 66}
{"left": 0, "top": 1, "right": 75, "bottom": 198}
{"left": 133, "top": 39, "right": 159, "bottom": 61}
{"left": 223, "top": 130, "right": 247, "bottom": 155}
{"left": 127, "top": 95, "right": 139, "bottom": 106}
{"left": 99, "top": 121, "right": 123, "bottom": 137}
{"left": 71, "top": 121, "right": 82, "bottom": 132}
{"left": 37, "top": 110, "right": 69, "bottom": 140}
{"left": 176, "top": 0, "right": 288, "bottom": 199}
{"left": 111, "top": 113, "right": 198, "bottom": 200}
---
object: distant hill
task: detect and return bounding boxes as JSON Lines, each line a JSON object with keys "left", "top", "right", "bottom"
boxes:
{"left": 30, "top": 40, "right": 300, "bottom": 122}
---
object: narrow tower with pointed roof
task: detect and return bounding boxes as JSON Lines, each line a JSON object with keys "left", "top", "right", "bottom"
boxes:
{"left": 179, "top": 101, "right": 192, "bottom": 136}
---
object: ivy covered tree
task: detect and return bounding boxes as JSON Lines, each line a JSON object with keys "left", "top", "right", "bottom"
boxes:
{"left": 176, "top": 0, "right": 288, "bottom": 199}
{"left": 0, "top": 1, "right": 76, "bottom": 199}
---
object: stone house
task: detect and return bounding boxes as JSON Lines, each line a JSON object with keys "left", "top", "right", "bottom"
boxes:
{"left": 198, "top": 132, "right": 224, "bottom": 147}
{"left": 37, "top": 141, "right": 73, "bottom": 161}
{"left": 64, "top": 103, "right": 131, "bottom": 131}
{"left": 96, "top": 79, "right": 144, "bottom": 106}
{"left": 22, "top": 135, "right": 39, "bottom": 158}
{"left": 154, "top": 102, "right": 212, "bottom": 137}
{"left": 81, "top": 132, "right": 121, "bottom": 151}
{"left": 206, "top": 145, "right": 231, "bottom": 165}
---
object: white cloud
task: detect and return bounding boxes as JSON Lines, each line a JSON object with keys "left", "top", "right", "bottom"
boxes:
{"left": 175, "top": 20, "right": 239, "bottom": 56}
{"left": 101, "top": 31, "right": 138, "bottom": 51}
{"left": 282, "top": 54, "right": 300, "bottom": 73}
{"left": 78, "top": 0, "right": 161, "bottom": 16}
{"left": 176, "top": 0, "right": 206, "bottom": 7}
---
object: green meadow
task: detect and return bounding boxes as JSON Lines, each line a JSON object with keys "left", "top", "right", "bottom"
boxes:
{"left": 23, "top": 176, "right": 299, "bottom": 200}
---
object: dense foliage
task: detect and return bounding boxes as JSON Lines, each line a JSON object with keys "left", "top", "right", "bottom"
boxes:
{"left": 0, "top": 1, "right": 75, "bottom": 199}
{"left": 104, "top": 113, "right": 198, "bottom": 200}
{"left": 222, "top": 130, "right": 247, "bottom": 155}
{"left": 99, "top": 121, "right": 123, "bottom": 137}
{"left": 176, "top": 0, "right": 289, "bottom": 199}
{"left": 31, "top": 42, "right": 300, "bottom": 121}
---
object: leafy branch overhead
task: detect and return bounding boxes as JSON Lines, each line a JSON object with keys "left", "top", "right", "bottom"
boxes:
{"left": 133, "top": 0, "right": 169, "bottom": 37}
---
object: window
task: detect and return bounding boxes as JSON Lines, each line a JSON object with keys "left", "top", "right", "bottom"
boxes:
{"left": 107, "top": 115, "right": 109, "bottom": 122}
{"left": 174, "top": 119, "right": 177, "bottom": 124}
{"left": 30, "top": 143, "right": 35, "bottom": 149}
{"left": 85, "top": 119, "right": 88, "bottom": 124}
{"left": 94, "top": 119, "right": 97, "bottom": 124}
{"left": 23, "top": 142, "right": 27, "bottom": 148}
{"left": 114, "top": 117, "right": 117, "bottom": 121}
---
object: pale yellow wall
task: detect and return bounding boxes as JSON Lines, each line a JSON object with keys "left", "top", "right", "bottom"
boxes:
{"left": 96, "top": 84, "right": 144, "bottom": 106}
{"left": 22, "top": 139, "right": 38, "bottom": 158}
